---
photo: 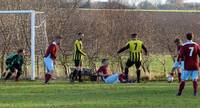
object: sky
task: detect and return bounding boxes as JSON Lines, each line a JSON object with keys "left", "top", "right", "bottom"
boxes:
{"left": 185, "top": 0, "right": 200, "bottom": 3}
{"left": 92, "top": 0, "right": 200, "bottom": 3}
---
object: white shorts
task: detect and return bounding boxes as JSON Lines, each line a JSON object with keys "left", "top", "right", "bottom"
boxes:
{"left": 104, "top": 73, "right": 120, "bottom": 84}
{"left": 44, "top": 55, "right": 54, "bottom": 73}
{"left": 173, "top": 61, "right": 184, "bottom": 70}
{"left": 181, "top": 70, "right": 199, "bottom": 81}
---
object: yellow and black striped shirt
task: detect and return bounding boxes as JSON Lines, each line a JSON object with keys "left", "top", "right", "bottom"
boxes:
{"left": 118, "top": 39, "right": 147, "bottom": 62}
{"left": 73, "top": 40, "right": 86, "bottom": 61}
{"left": 127, "top": 40, "right": 143, "bottom": 62}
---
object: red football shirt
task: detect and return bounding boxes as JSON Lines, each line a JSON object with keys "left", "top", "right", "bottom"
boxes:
{"left": 179, "top": 41, "right": 200, "bottom": 70}
{"left": 176, "top": 44, "right": 183, "bottom": 61}
{"left": 44, "top": 42, "right": 58, "bottom": 60}
{"left": 97, "top": 65, "right": 109, "bottom": 78}
{"left": 177, "top": 44, "right": 183, "bottom": 54}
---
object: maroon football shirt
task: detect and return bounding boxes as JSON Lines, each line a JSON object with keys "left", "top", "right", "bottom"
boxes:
{"left": 97, "top": 65, "right": 109, "bottom": 78}
{"left": 179, "top": 41, "right": 200, "bottom": 70}
{"left": 177, "top": 44, "right": 183, "bottom": 54}
{"left": 44, "top": 42, "right": 58, "bottom": 60}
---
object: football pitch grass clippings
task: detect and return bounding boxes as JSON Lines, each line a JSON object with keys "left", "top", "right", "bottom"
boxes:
{"left": 0, "top": 81, "right": 199, "bottom": 108}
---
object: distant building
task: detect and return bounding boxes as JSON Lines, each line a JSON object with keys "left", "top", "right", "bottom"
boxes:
{"left": 90, "top": 1, "right": 108, "bottom": 8}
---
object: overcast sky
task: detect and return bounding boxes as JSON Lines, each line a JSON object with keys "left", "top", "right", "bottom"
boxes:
{"left": 185, "top": 0, "right": 200, "bottom": 3}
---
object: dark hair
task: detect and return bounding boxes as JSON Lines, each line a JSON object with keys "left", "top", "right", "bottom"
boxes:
{"left": 174, "top": 38, "right": 181, "bottom": 43}
{"left": 17, "top": 49, "right": 24, "bottom": 54}
{"left": 186, "top": 32, "right": 193, "bottom": 40}
{"left": 102, "top": 59, "right": 109, "bottom": 64}
{"left": 78, "top": 32, "right": 83, "bottom": 36}
{"left": 131, "top": 33, "right": 137, "bottom": 38}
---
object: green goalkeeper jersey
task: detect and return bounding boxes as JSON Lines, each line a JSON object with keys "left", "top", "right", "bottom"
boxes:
{"left": 6, "top": 54, "right": 24, "bottom": 70}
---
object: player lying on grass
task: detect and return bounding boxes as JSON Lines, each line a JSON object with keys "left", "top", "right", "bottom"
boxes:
{"left": 177, "top": 32, "right": 200, "bottom": 96}
{"left": 169, "top": 37, "right": 184, "bottom": 83}
{"left": 44, "top": 36, "right": 62, "bottom": 84}
{"left": 70, "top": 32, "right": 87, "bottom": 82}
{"left": 3, "top": 49, "right": 25, "bottom": 81}
{"left": 97, "top": 59, "right": 127, "bottom": 84}
{"left": 117, "top": 33, "right": 148, "bottom": 83}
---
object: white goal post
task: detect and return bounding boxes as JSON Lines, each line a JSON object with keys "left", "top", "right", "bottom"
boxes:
{"left": 0, "top": 10, "right": 44, "bottom": 80}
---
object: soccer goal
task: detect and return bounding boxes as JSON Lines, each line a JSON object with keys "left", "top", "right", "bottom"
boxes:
{"left": 0, "top": 10, "right": 48, "bottom": 80}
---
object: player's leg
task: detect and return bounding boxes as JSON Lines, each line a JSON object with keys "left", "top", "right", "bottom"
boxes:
{"left": 135, "top": 61, "right": 142, "bottom": 83}
{"left": 4, "top": 67, "right": 14, "bottom": 80}
{"left": 4, "top": 72, "right": 12, "bottom": 80}
{"left": 177, "top": 70, "right": 189, "bottom": 96}
{"left": 70, "top": 70, "right": 77, "bottom": 82}
{"left": 44, "top": 57, "right": 54, "bottom": 84}
{"left": 104, "top": 73, "right": 120, "bottom": 84}
{"left": 45, "top": 72, "right": 52, "bottom": 84}
{"left": 77, "top": 61, "right": 83, "bottom": 82}
{"left": 170, "top": 61, "right": 179, "bottom": 80}
{"left": 15, "top": 66, "right": 22, "bottom": 81}
{"left": 125, "top": 59, "right": 134, "bottom": 82}
{"left": 71, "top": 60, "right": 81, "bottom": 82}
{"left": 1, "top": 68, "right": 9, "bottom": 78}
{"left": 177, "top": 68, "right": 181, "bottom": 83}
{"left": 192, "top": 71, "right": 199, "bottom": 96}
{"left": 171, "top": 61, "right": 178, "bottom": 75}
{"left": 177, "top": 61, "right": 184, "bottom": 83}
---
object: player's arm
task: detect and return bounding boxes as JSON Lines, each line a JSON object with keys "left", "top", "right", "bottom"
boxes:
{"left": 173, "top": 49, "right": 179, "bottom": 58}
{"left": 98, "top": 72, "right": 109, "bottom": 77}
{"left": 50, "top": 45, "right": 57, "bottom": 60}
{"left": 20, "top": 57, "right": 24, "bottom": 66}
{"left": 96, "top": 67, "right": 102, "bottom": 75}
{"left": 117, "top": 44, "right": 129, "bottom": 54}
{"left": 198, "top": 46, "right": 200, "bottom": 66}
{"left": 177, "top": 46, "right": 184, "bottom": 63}
{"left": 76, "top": 44, "right": 86, "bottom": 56}
{"left": 97, "top": 67, "right": 107, "bottom": 77}
{"left": 198, "top": 45, "right": 200, "bottom": 57}
{"left": 142, "top": 44, "right": 148, "bottom": 55}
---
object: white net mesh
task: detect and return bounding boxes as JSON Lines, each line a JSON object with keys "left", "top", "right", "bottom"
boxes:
{"left": 0, "top": 11, "right": 48, "bottom": 79}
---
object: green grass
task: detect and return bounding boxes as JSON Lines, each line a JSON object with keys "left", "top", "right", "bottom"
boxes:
{"left": 0, "top": 81, "right": 199, "bottom": 108}
{"left": 150, "top": 55, "right": 173, "bottom": 72}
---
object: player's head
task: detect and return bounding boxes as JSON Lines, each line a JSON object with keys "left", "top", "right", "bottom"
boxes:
{"left": 53, "top": 35, "right": 62, "bottom": 45}
{"left": 17, "top": 48, "right": 25, "bottom": 56}
{"left": 186, "top": 32, "right": 194, "bottom": 41}
{"left": 131, "top": 33, "right": 138, "bottom": 39}
{"left": 102, "top": 59, "right": 109, "bottom": 67}
{"left": 77, "top": 32, "right": 84, "bottom": 40}
{"left": 174, "top": 37, "right": 182, "bottom": 45}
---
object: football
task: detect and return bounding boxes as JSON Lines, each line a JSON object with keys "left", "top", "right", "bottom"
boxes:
{"left": 167, "top": 75, "right": 174, "bottom": 83}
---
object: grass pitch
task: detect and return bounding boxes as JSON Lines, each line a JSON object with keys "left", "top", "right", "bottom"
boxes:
{"left": 0, "top": 81, "right": 199, "bottom": 108}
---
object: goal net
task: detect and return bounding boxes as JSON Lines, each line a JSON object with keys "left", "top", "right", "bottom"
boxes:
{"left": 0, "top": 10, "right": 48, "bottom": 80}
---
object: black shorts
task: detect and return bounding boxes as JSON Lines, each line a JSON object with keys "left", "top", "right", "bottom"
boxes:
{"left": 9, "top": 64, "right": 22, "bottom": 73}
{"left": 126, "top": 59, "right": 141, "bottom": 69}
{"left": 74, "top": 60, "right": 82, "bottom": 67}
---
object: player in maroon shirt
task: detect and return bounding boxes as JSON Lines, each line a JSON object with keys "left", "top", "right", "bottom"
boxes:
{"left": 97, "top": 59, "right": 126, "bottom": 83}
{"left": 44, "top": 36, "right": 62, "bottom": 84}
{"left": 177, "top": 32, "right": 200, "bottom": 96}
{"left": 170, "top": 37, "right": 184, "bottom": 83}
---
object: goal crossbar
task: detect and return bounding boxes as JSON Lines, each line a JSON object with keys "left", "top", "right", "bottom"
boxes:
{"left": 0, "top": 10, "right": 42, "bottom": 80}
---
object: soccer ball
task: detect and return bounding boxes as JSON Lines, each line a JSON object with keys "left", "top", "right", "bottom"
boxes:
{"left": 167, "top": 75, "right": 174, "bottom": 83}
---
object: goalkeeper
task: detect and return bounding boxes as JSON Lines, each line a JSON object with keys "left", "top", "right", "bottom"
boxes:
{"left": 4, "top": 49, "right": 25, "bottom": 81}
